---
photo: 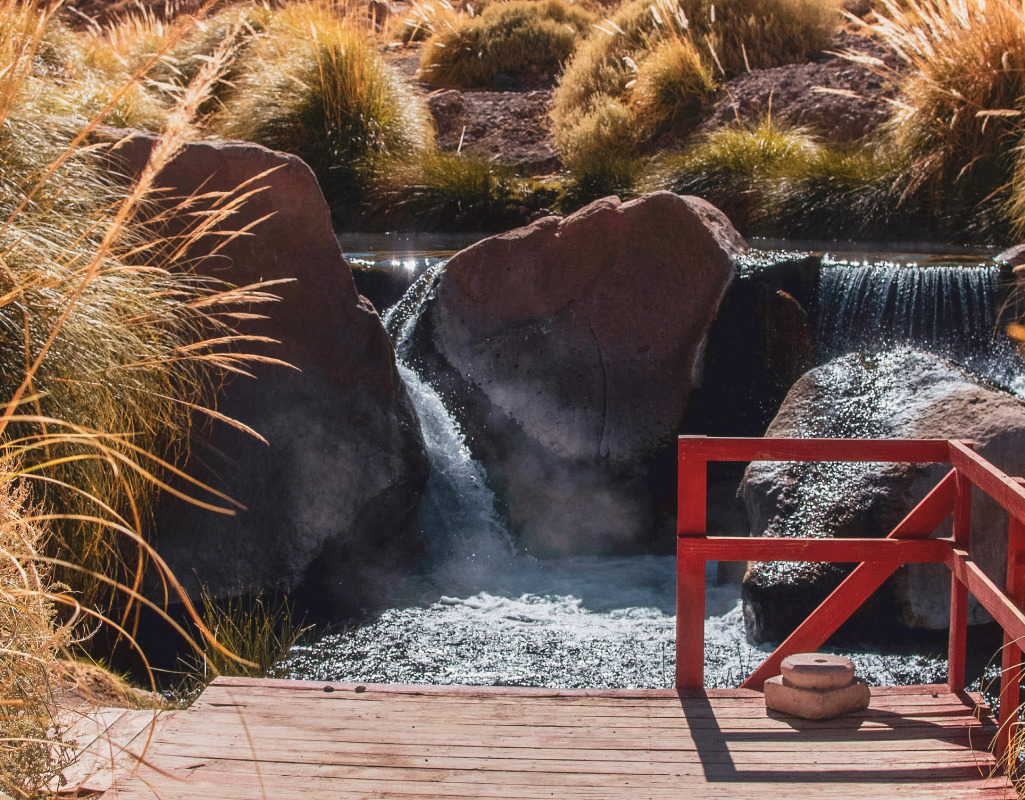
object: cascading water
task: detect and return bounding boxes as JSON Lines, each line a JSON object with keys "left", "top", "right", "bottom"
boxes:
{"left": 281, "top": 249, "right": 950, "bottom": 690}
{"left": 817, "top": 257, "right": 1025, "bottom": 395}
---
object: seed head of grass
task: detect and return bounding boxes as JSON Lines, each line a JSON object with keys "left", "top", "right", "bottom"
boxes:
{"left": 855, "top": 0, "right": 1025, "bottom": 214}
{"left": 390, "top": 0, "right": 467, "bottom": 44}
{"left": 212, "top": 1, "right": 434, "bottom": 201}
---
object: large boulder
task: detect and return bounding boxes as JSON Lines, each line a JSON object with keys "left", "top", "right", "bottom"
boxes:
{"left": 403, "top": 192, "right": 743, "bottom": 555}
{"left": 742, "top": 349, "right": 1025, "bottom": 642}
{"left": 102, "top": 131, "right": 429, "bottom": 617}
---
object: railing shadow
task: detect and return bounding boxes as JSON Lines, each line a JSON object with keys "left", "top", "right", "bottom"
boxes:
{"left": 676, "top": 689, "right": 1000, "bottom": 784}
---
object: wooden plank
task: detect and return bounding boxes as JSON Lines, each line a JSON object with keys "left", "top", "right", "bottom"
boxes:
{"left": 946, "top": 548, "right": 1025, "bottom": 644}
{"left": 677, "top": 437, "right": 955, "bottom": 464}
{"left": 948, "top": 440, "right": 1025, "bottom": 523}
{"left": 109, "top": 770, "right": 1014, "bottom": 800}
{"left": 681, "top": 537, "right": 950, "bottom": 563}
{"left": 118, "top": 755, "right": 1003, "bottom": 785}
{"left": 741, "top": 471, "right": 959, "bottom": 690}
{"left": 139, "top": 716, "right": 992, "bottom": 750}
{"left": 676, "top": 449, "right": 706, "bottom": 689}
{"left": 998, "top": 506, "right": 1025, "bottom": 762}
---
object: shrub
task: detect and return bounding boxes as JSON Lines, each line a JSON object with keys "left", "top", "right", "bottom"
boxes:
{"left": 0, "top": 476, "right": 70, "bottom": 800}
{"left": 367, "top": 152, "right": 527, "bottom": 230}
{"left": 676, "top": 0, "right": 838, "bottom": 74}
{"left": 212, "top": 2, "right": 434, "bottom": 202}
{"left": 419, "top": 0, "right": 597, "bottom": 88}
{"left": 551, "top": 0, "right": 840, "bottom": 175}
{"left": 859, "top": 0, "right": 1025, "bottom": 237}
{"left": 554, "top": 95, "right": 641, "bottom": 181}
{"left": 629, "top": 33, "right": 717, "bottom": 135}
{"left": 146, "top": 5, "right": 269, "bottom": 113}
{"left": 30, "top": 12, "right": 176, "bottom": 130}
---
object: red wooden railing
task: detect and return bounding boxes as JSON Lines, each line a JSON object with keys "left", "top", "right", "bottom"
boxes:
{"left": 677, "top": 436, "right": 1025, "bottom": 763}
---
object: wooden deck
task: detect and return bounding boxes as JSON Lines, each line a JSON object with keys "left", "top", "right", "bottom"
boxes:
{"left": 103, "top": 676, "right": 1014, "bottom": 800}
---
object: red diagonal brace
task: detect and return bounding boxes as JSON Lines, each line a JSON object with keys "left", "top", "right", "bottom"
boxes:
{"left": 741, "top": 467, "right": 959, "bottom": 690}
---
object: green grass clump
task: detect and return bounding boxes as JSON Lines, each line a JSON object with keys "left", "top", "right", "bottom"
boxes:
{"left": 419, "top": 0, "right": 597, "bottom": 88}
{"left": 551, "top": 0, "right": 841, "bottom": 179}
{"left": 644, "top": 117, "right": 909, "bottom": 236}
{"left": 367, "top": 152, "right": 546, "bottom": 230}
{"left": 645, "top": 117, "right": 819, "bottom": 226}
{"left": 212, "top": 1, "right": 434, "bottom": 204}
{"left": 184, "top": 586, "right": 308, "bottom": 695}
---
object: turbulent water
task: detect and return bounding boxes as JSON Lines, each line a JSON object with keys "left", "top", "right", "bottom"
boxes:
{"left": 282, "top": 554, "right": 947, "bottom": 688}
{"left": 817, "top": 256, "right": 1025, "bottom": 397}
{"left": 277, "top": 246, "right": 1025, "bottom": 691}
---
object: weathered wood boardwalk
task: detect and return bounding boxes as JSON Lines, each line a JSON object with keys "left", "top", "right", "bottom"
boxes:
{"left": 103, "top": 676, "right": 1013, "bottom": 800}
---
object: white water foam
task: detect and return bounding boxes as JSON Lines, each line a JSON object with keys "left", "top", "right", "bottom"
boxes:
{"left": 281, "top": 252, "right": 955, "bottom": 691}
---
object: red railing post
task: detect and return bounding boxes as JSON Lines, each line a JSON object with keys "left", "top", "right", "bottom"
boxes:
{"left": 677, "top": 436, "right": 707, "bottom": 689}
{"left": 997, "top": 480, "right": 1025, "bottom": 765}
{"left": 948, "top": 457, "right": 973, "bottom": 693}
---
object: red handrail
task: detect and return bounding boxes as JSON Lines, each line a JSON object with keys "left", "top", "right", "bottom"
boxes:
{"left": 676, "top": 436, "right": 1025, "bottom": 764}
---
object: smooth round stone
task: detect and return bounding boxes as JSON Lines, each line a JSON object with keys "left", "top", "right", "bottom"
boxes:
{"left": 781, "top": 653, "right": 855, "bottom": 690}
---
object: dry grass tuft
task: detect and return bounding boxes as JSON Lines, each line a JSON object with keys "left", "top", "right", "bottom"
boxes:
{"left": 418, "top": 0, "right": 596, "bottom": 88}
{"left": 0, "top": 475, "right": 71, "bottom": 799}
{"left": 852, "top": 0, "right": 1025, "bottom": 235}
{"left": 551, "top": 0, "right": 840, "bottom": 179}
{"left": 212, "top": 1, "right": 434, "bottom": 201}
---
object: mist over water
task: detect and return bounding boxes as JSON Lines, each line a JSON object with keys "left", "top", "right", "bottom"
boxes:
{"left": 281, "top": 248, "right": 959, "bottom": 690}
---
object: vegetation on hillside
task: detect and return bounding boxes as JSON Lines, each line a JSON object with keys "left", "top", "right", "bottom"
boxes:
{"left": 550, "top": 0, "right": 841, "bottom": 185}
{"left": 0, "top": 0, "right": 299, "bottom": 791}
{"left": 418, "top": 0, "right": 597, "bottom": 88}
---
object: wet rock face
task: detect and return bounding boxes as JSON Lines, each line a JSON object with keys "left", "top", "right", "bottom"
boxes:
{"left": 742, "top": 349, "right": 1025, "bottom": 642}
{"left": 406, "top": 192, "right": 742, "bottom": 555}
{"left": 102, "top": 131, "right": 429, "bottom": 618}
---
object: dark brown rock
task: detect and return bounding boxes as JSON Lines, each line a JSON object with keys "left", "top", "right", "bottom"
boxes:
{"left": 741, "top": 349, "right": 1025, "bottom": 642}
{"left": 426, "top": 88, "right": 559, "bottom": 170}
{"left": 406, "top": 192, "right": 742, "bottom": 555}
{"left": 101, "top": 130, "right": 429, "bottom": 617}
{"left": 700, "top": 32, "right": 901, "bottom": 143}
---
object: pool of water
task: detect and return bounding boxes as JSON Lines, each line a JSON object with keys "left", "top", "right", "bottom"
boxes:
{"left": 270, "top": 235, "right": 1016, "bottom": 693}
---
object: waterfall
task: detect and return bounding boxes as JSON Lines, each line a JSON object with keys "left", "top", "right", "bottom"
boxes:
{"left": 818, "top": 259, "right": 1001, "bottom": 362}
{"left": 382, "top": 263, "right": 514, "bottom": 593}
{"left": 816, "top": 258, "right": 1025, "bottom": 397}
{"left": 396, "top": 362, "right": 514, "bottom": 592}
